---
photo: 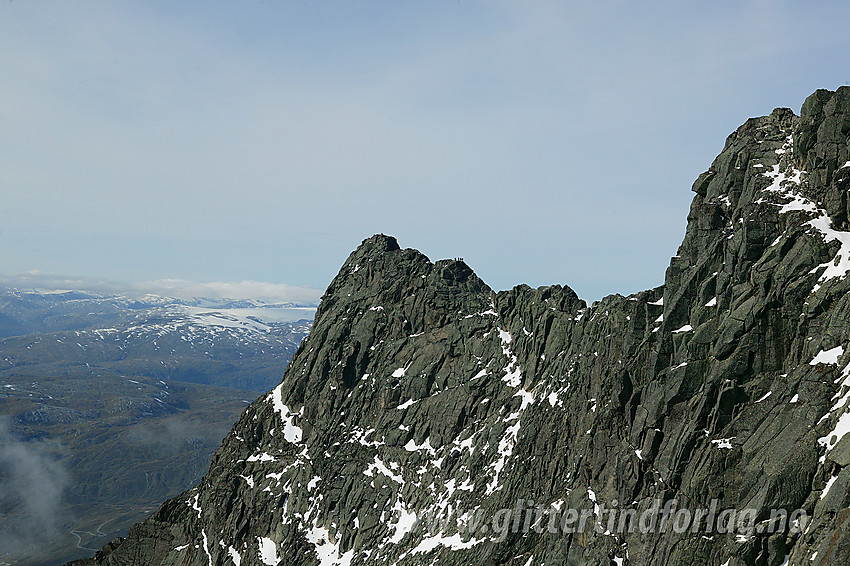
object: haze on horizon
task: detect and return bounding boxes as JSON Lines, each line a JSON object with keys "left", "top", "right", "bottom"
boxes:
{"left": 2, "top": 1, "right": 850, "bottom": 302}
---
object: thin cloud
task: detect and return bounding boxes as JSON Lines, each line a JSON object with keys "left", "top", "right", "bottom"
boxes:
{"left": 138, "top": 279, "right": 323, "bottom": 304}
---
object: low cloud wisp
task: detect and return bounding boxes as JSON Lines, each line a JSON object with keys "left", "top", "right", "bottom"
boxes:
{"left": 0, "top": 417, "right": 70, "bottom": 558}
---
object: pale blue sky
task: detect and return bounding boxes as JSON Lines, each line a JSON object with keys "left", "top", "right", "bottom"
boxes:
{"left": 2, "top": 1, "right": 849, "bottom": 302}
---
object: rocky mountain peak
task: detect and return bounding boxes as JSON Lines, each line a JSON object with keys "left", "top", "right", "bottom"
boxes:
{"left": 68, "top": 88, "right": 850, "bottom": 566}
{"left": 349, "top": 233, "right": 402, "bottom": 258}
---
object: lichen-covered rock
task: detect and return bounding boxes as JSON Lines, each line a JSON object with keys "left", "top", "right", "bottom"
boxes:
{"left": 71, "top": 87, "right": 850, "bottom": 565}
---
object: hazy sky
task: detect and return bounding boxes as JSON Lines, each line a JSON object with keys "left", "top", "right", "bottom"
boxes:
{"left": 2, "top": 1, "right": 849, "bottom": 302}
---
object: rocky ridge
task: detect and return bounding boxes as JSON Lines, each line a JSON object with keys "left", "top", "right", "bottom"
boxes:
{"left": 72, "top": 87, "right": 850, "bottom": 565}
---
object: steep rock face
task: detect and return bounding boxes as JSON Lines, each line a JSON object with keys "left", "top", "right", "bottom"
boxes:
{"left": 75, "top": 87, "right": 850, "bottom": 565}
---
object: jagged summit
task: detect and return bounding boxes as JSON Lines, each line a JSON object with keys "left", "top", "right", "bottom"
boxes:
{"left": 320, "top": 233, "right": 493, "bottom": 328}
{"left": 336, "top": 233, "right": 477, "bottom": 284}
{"left": 68, "top": 88, "right": 850, "bottom": 566}
{"left": 350, "top": 233, "right": 401, "bottom": 256}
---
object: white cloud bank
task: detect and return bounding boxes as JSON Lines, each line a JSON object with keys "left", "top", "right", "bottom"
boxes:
{"left": 0, "top": 271, "right": 323, "bottom": 305}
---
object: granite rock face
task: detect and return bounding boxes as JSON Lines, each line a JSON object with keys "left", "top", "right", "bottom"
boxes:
{"left": 71, "top": 87, "right": 850, "bottom": 565}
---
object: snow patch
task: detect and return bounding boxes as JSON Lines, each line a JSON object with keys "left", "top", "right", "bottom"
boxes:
{"left": 404, "top": 437, "right": 437, "bottom": 457}
{"left": 819, "top": 411, "right": 850, "bottom": 452}
{"left": 247, "top": 452, "right": 275, "bottom": 463}
{"left": 485, "top": 419, "right": 521, "bottom": 495}
{"left": 498, "top": 329, "right": 512, "bottom": 344}
{"left": 188, "top": 493, "right": 202, "bottom": 518}
{"left": 258, "top": 537, "right": 280, "bottom": 565}
{"left": 497, "top": 327, "right": 523, "bottom": 388}
{"left": 304, "top": 525, "right": 354, "bottom": 566}
{"left": 408, "top": 532, "right": 484, "bottom": 555}
{"left": 711, "top": 438, "right": 734, "bottom": 449}
{"left": 392, "top": 367, "right": 407, "bottom": 378}
{"left": 821, "top": 473, "right": 839, "bottom": 500}
{"left": 514, "top": 389, "right": 535, "bottom": 411}
{"left": 810, "top": 346, "right": 844, "bottom": 366}
{"left": 817, "top": 361, "right": 850, "bottom": 452}
{"left": 201, "top": 530, "right": 213, "bottom": 566}
{"left": 387, "top": 498, "right": 418, "bottom": 544}
{"left": 364, "top": 456, "right": 405, "bottom": 485}
{"left": 267, "top": 384, "right": 304, "bottom": 444}
{"left": 464, "top": 309, "right": 498, "bottom": 318}
{"left": 761, "top": 150, "right": 850, "bottom": 292}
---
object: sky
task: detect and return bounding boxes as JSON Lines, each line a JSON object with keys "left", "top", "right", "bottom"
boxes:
{"left": 2, "top": 1, "right": 850, "bottom": 303}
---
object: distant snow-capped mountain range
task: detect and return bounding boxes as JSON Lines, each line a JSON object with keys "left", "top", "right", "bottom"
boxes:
{"left": 0, "top": 285, "right": 317, "bottom": 565}
{"left": 0, "top": 287, "right": 315, "bottom": 391}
